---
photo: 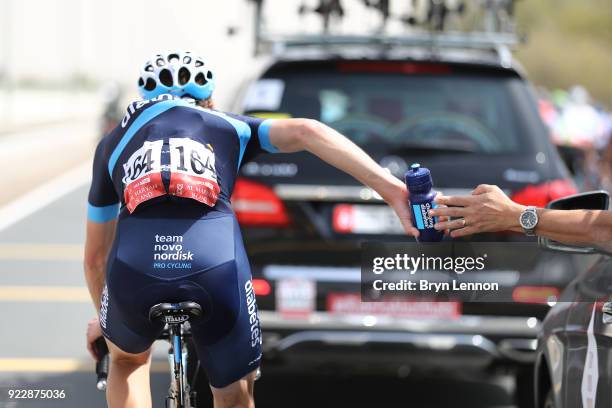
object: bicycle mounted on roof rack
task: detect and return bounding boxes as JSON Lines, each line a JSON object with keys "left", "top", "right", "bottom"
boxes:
{"left": 245, "top": 0, "right": 522, "bottom": 64}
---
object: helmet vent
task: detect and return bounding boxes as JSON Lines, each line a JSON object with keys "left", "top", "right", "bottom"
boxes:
{"left": 159, "top": 69, "right": 173, "bottom": 87}
{"left": 144, "top": 78, "right": 157, "bottom": 91}
{"left": 178, "top": 67, "right": 190, "bottom": 85}
{"left": 195, "top": 72, "right": 207, "bottom": 86}
{"left": 139, "top": 52, "right": 213, "bottom": 99}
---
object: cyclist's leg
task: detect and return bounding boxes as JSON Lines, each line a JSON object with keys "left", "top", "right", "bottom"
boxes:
{"left": 100, "top": 242, "right": 164, "bottom": 408}
{"left": 105, "top": 339, "right": 153, "bottom": 408}
{"left": 186, "top": 218, "right": 263, "bottom": 407}
{"left": 101, "top": 286, "right": 159, "bottom": 408}
{"left": 210, "top": 369, "right": 257, "bottom": 408}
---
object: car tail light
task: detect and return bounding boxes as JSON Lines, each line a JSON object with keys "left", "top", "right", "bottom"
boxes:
{"left": 512, "top": 286, "right": 560, "bottom": 304}
{"left": 252, "top": 278, "right": 272, "bottom": 296}
{"left": 231, "top": 178, "right": 290, "bottom": 227}
{"left": 332, "top": 204, "right": 355, "bottom": 233}
{"left": 510, "top": 179, "right": 577, "bottom": 208}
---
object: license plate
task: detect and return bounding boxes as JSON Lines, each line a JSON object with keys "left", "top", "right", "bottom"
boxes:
{"left": 276, "top": 278, "right": 316, "bottom": 318}
{"left": 333, "top": 204, "right": 404, "bottom": 234}
{"left": 327, "top": 293, "right": 461, "bottom": 320}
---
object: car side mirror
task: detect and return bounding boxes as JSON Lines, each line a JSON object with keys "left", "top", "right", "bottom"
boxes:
{"left": 539, "top": 190, "right": 610, "bottom": 254}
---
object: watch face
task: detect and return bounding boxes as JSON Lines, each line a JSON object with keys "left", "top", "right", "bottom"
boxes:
{"left": 520, "top": 211, "right": 537, "bottom": 229}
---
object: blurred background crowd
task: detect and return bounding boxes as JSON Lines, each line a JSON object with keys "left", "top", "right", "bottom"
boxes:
{"left": 515, "top": 0, "right": 612, "bottom": 195}
{"left": 537, "top": 85, "right": 612, "bottom": 193}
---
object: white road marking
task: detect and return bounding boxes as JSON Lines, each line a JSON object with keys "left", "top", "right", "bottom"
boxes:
{"left": 0, "top": 286, "right": 90, "bottom": 302}
{"left": 0, "top": 243, "right": 83, "bottom": 261}
{"left": 0, "top": 358, "right": 169, "bottom": 373}
{"left": 0, "top": 161, "right": 91, "bottom": 232}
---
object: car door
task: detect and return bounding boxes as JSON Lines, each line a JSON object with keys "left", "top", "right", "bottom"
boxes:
{"left": 563, "top": 255, "right": 612, "bottom": 408}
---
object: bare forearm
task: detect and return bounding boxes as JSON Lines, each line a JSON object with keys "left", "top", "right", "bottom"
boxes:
{"left": 536, "top": 209, "right": 612, "bottom": 245}
{"left": 268, "top": 119, "right": 417, "bottom": 236}
{"left": 502, "top": 207, "right": 610, "bottom": 244}
{"left": 297, "top": 120, "right": 404, "bottom": 201}
{"left": 84, "top": 263, "right": 106, "bottom": 312}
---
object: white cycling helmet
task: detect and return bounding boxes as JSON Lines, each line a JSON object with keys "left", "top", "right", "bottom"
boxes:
{"left": 138, "top": 51, "right": 215, "bottom": 100}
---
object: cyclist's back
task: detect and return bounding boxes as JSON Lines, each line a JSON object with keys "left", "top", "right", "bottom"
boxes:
{"left": 88, "top": 93, "right": 275, "bottom": 388}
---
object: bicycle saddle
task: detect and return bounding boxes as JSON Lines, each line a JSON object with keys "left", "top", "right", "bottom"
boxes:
{"left": 149, "top": 301, "right": 203, "bottom": 324}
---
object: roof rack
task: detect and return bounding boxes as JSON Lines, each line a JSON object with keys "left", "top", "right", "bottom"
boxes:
{"left": 260, "top": 31, "right": 519, "bottom": 67}
{"left": 248, "top": 0, "right": 521, "bottom": 67}
{"left": 262, "top": 31, "right": 518, "bottom": 49}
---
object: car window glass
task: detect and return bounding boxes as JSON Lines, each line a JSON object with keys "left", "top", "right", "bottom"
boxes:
{"left": 270, "top": 72, "right": 529, "bottom": 154}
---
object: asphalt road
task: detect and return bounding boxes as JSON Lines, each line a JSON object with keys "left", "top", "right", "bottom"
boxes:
{"left": 0, "top": 119, "right": 97, "bottom": 207}
{"left": 0, "top": 168, "right": 518, "bottom": 408}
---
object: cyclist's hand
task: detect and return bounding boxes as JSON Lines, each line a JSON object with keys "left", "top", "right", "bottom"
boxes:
{"left": 86, "top": 316, "right": 103, "bottom": 361}
{"left": 387, "top": 184, "right": 419, "bottom": 237}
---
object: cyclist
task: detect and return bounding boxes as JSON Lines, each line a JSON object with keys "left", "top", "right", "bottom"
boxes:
{"left": 84, "top": 51, "right": 417, "bottom": 408}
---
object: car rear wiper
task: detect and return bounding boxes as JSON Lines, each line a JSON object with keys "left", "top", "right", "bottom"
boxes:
{"left": 389, "top": 141, "right": 480, "bottom": 154}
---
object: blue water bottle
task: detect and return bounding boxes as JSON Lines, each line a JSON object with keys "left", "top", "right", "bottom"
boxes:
{"left": 405, "top": 163, "right": 444, "bottom": 242}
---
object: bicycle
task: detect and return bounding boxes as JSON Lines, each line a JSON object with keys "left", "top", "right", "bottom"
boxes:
{"left": 95, "top": 301, "right": 203, "bottom": 408}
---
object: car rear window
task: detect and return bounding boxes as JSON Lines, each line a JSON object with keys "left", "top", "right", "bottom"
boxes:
{"left": 247, "top": 63, "right": 541, "bottom": 154}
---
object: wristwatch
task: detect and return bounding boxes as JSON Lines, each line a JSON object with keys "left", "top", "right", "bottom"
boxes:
{"left": 519, "top": 206, "right": 539, "bottom": 236}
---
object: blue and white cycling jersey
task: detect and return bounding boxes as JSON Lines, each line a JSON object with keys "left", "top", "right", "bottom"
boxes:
{"left": 88, "top": 93, "right": 277, "bottom": 222}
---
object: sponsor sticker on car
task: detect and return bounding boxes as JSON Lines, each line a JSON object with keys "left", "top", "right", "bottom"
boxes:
{"left": 327, "top": 293, "right": 461, "bottom": 320}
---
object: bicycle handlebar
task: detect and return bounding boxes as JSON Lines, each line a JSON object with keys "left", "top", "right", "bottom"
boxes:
{"left": 94, "top": 337, "right": 110, "bottom": 391}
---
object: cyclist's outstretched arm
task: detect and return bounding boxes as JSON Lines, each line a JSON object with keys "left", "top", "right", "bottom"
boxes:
{"left": 267, "top": 118, "right": 418, "bottom": 237}
{"left": 84, "top": 220, "right": 116, "bottom": 311}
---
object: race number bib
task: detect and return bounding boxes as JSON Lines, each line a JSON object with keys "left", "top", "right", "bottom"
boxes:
{"left": 168, "top": 138, "right": 220, "bottom": 207}
{"left": 122, "top": 140, "right": 165, "bottom": 213}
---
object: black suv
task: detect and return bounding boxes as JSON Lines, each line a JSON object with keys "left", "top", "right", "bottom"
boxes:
{"left": 231, "top": 39, "right": 582, "bottom": 407}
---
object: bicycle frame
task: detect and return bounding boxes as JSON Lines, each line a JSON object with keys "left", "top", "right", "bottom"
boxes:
{"left": 165, "top": 323, "right": 193, "bottom": 408}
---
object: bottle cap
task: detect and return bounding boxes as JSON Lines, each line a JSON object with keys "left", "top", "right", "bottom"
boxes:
{"left": 405, "top": 163, "right": 433, "bottom": 193}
